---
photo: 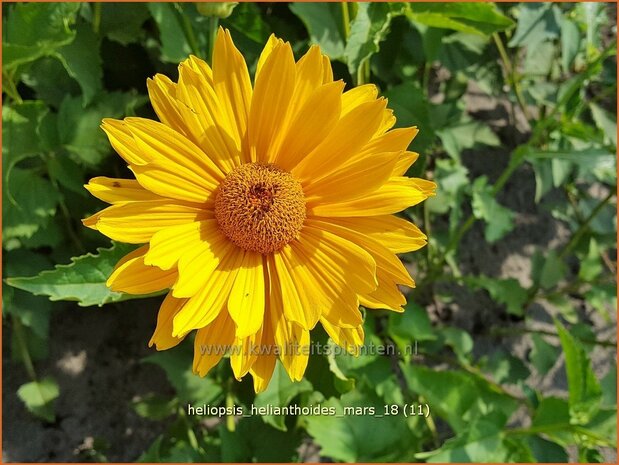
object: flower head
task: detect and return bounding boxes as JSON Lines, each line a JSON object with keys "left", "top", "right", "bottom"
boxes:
{"left": 84, "top": 28, "right": 436, "bottom": 392}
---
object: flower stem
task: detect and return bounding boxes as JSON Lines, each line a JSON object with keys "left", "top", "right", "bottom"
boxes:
{"left": 209, "top": 16, "right": 219, "bottom": 64}
{"left": 341, "top": 1, "right": 351, "bottom": 38}
{"left": 92, "top": 2, "right": 102, "bottom": 34}
{"left": 175, "top": 2, "right": 201, "bottom": 57}
{"left": 12, "top": 316, "right": 37, "bottom": 381}
{"left": 225, "top": 382, "right": 235, "bottom": 432}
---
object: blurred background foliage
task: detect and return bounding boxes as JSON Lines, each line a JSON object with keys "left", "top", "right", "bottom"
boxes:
{"left": 2, "top": 1, "right": 617, "bottom": 462}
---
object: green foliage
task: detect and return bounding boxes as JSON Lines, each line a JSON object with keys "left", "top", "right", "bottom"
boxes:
{"left": 6, "top": 242, "right": 143, "bottom": 307}
{"left": 16, "top": 377, "right": 59, "bottom": 422}
{"left": 3, "top": 2, "right": 616, "bottom": 462}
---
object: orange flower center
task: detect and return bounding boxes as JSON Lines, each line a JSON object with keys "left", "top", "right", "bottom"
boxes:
{"left": 215, "top": 163, "right": 306, "bottom": 254}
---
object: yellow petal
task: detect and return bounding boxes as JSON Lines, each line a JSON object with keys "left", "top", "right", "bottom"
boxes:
{"left": 172, "top": 246, "right": 244, "bottom": 336}
{"left": 266, "top": 265, "right": 310, "bottom": 380}
{"left": 309, "top": 177, "right": 436, "bottom": 217}
{"left": 311, "top": 219, "right": 414, "bottom": 287}
{"left": 145, "top": 219, "right": 216, "bottom": 270}
{"left": 291, "top": 45, "right": 325, "bottom": 110}
{"left": 248, "top": 41, "right": 296, "bottom": 163}
{"left": 327, "top": 215, "right": 427, "bottom": 254}
{"left": 149, "top": 293, "right": 188, "bottom": 350}
{"left": 320, "top": 317, "right": 364, "bottom": 355}
{"left": 101, "top": 119, "right": 148, "bottom": 165}
{"left": 304, "top": 151, "right": 400, "bottom": 204}
{"left": 302, "top": 222, "right": 378, "bottom": 294}
{"left": 321, "top": 55, "right": 333, "bottom": 83}
{"left": 273, "top": 81, "right": 344, "bottom": 170}
{"left": 255, "top": 34, "right": 280, "bottom": 79}
{"left": 193, "top": 312, "right": 236, "bottom": 377}
{"left": 341, "top": 84, "right": 378, "bottom": 116}
{"left": 107, "top": 245, "right": 177, "bottom": 294}
{"left": 292, "top": 99, "right": 387, "bottom": 182}
{"left": 268, "top": 253, "right": 306, "bottom": 329}
{"left": 249, "top": 309, "right": 277, "bottom": 392}
{"left": 124, "top": 117, "right": 225, "bottom": 202}
{"left": 213, "top": 28, "right": 252, "bottom": 149}
{"left": 175, "top": 62, "right": 243, "bottom": 171}
{"left": 228, "top": 251, "right": 266, "bottom": 338}
{"left": 393, "top": 151, "right": 420, "bottom": 176}
{"left": 183, "top": 54, "right": 214, "bottom": 86}
{"left": 146, "top": 74, "right": 186, "bottom": 135}
{"left": 83, "top": 200, "right": 209, "bottom": 244}
{"left": 85, "top": 177, "right": 163, "bottom": 204}
{"left": 230, "top": 326, "right": 263, "bottom": 379}
{"left": 357, "top": 126, "right": 419, "bottom": 161}
{"left": 173, "top": 231, "right": 233, "bottom": 297}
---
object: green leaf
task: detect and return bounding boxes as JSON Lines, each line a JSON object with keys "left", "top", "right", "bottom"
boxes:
{"left": 402, "top": 364, "right": 518, "bottom": 433}
{"left": 561, "top": 17, "right": 581, "bottom": 73}
{"left": 483, "top": 350, "right": 530, "bottom": 385}
{"left": 220, "top": 416, "right": 302, "bottom": 462}
{"left": 407, "top": 3, "right": 514, "bottom": 36}
{"left": 440, "top": 326, "right": 473, "bottom": 363}
{"left": 304, "top": 390, "right": 417, "bottom": 462}
{"left": 345, "top": 3, "right": 405, "bottom": 78}
{"left": 388, "top": 301, "right": 436, "bottom": 343}
{"left": 508, "top": 3, "right": 562, "bottom": 49}
{"left": 578, "top": 238, "right": 603, "bottom": 282}
{"left": 3, "top": 168, "right": 61, "bottom": 244}
{"left": 527, "top": 436, "right": 568, "bottom": 462}
{"left": 132, "top": 394, "right": 177, "bottom": 421}
{"left": 3, "top": 2, "right": 81, "bottom": 70}
{"left": 289, "top": 2, "right": 346, "bottom": 59}
{"left": 2, "top": 101, "right": 48, "bottom": 169}
{"left": 556, "top": 320, "right": 602, "bottom": 424}
{"left": 16, "top": 377, "right": 59, "bottom": 422}
{"left": 5, "top": 242, "right": 146, "bottom": 307}
{"left": 254, "top": 363, "right": 312, "bottom": 431}
{"left": 436, "top": 120, "right": 500, "bottom": 162}
{"left": 99, "top": 2, "right": 150, "bottom": 45}
{"left": 531, "top": 250, "right": 567, "bottom": 290}
{"left": 143, "top": 344, "right": 223, "bottom": 405}
{"left": 530, "top": 333, "right": 560, "bottom": 374}
{"left": 147, "top": 3, "right": 201, "bottom": 62}
{"left": 590, "top": 102, "right": 617, "bottom": 148}
{"left": 465, "top": 275, "right": 528, "bottom": 316}
{"left": 57, "top": 92, "right": 147, "bottom": 165}
{"left": 56, "top": 22, "right": 103, "bottom": 106}
{"left": 471, "top": 176, "right": 515, "bottom": 243}
{"left": 383, "top": 81, "right": 435, "bottom": 153}
{"left": 419, "top": 415, "right": 526, "bottom": 462}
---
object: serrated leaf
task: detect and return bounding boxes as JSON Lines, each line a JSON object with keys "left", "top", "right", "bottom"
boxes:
{"left": 407, "top": 3, "right": 514, "bottom": 36}
{"left": 556, "top": 320, "right": 602, "bottom": 424}
{"left": 56, "top": 22, "right": 103, "bottom": 106}
{"left": 289, "top": 2, "right": 345, "bottom": 59}
{"left": 3, "top": 2, "right": 81, "bottom": 71}
{"left": 345, "top": 3, "right": 404, "bottom": 78}
{"left": 5, "top": 242, "right": 145, "bottom": 307}
{"left": 508, "top": 3, "right": 562, "bottom": 49}
{"left": 471, "top": 176, "right": 515, "bottom": 243}
{"left": 57, "top": 92, "right": 148, "bottom": 165}
{"left": 99, "top": 2, "right": 150, "bottom": 45}
{"left": 17, "top": 377, "right": 59, "bottom": 422}
{"left": 466, "top": 275, "right": 528, "bottom": 316}
{"left": 304, "top": 390, "right": 417, "bottom": 462}
{"left": 530, "top": 334, "right": 560, "bottom": 374}
{"left": 3, "top": 168, "right": 61, "bottom": 243}
{"left": 402, "top": 364, "right": 518, "bottom": 433}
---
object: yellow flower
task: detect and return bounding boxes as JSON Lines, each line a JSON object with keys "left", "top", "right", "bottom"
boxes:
{"left": 83, "top": 28, "right": 436, "bottom": 392}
